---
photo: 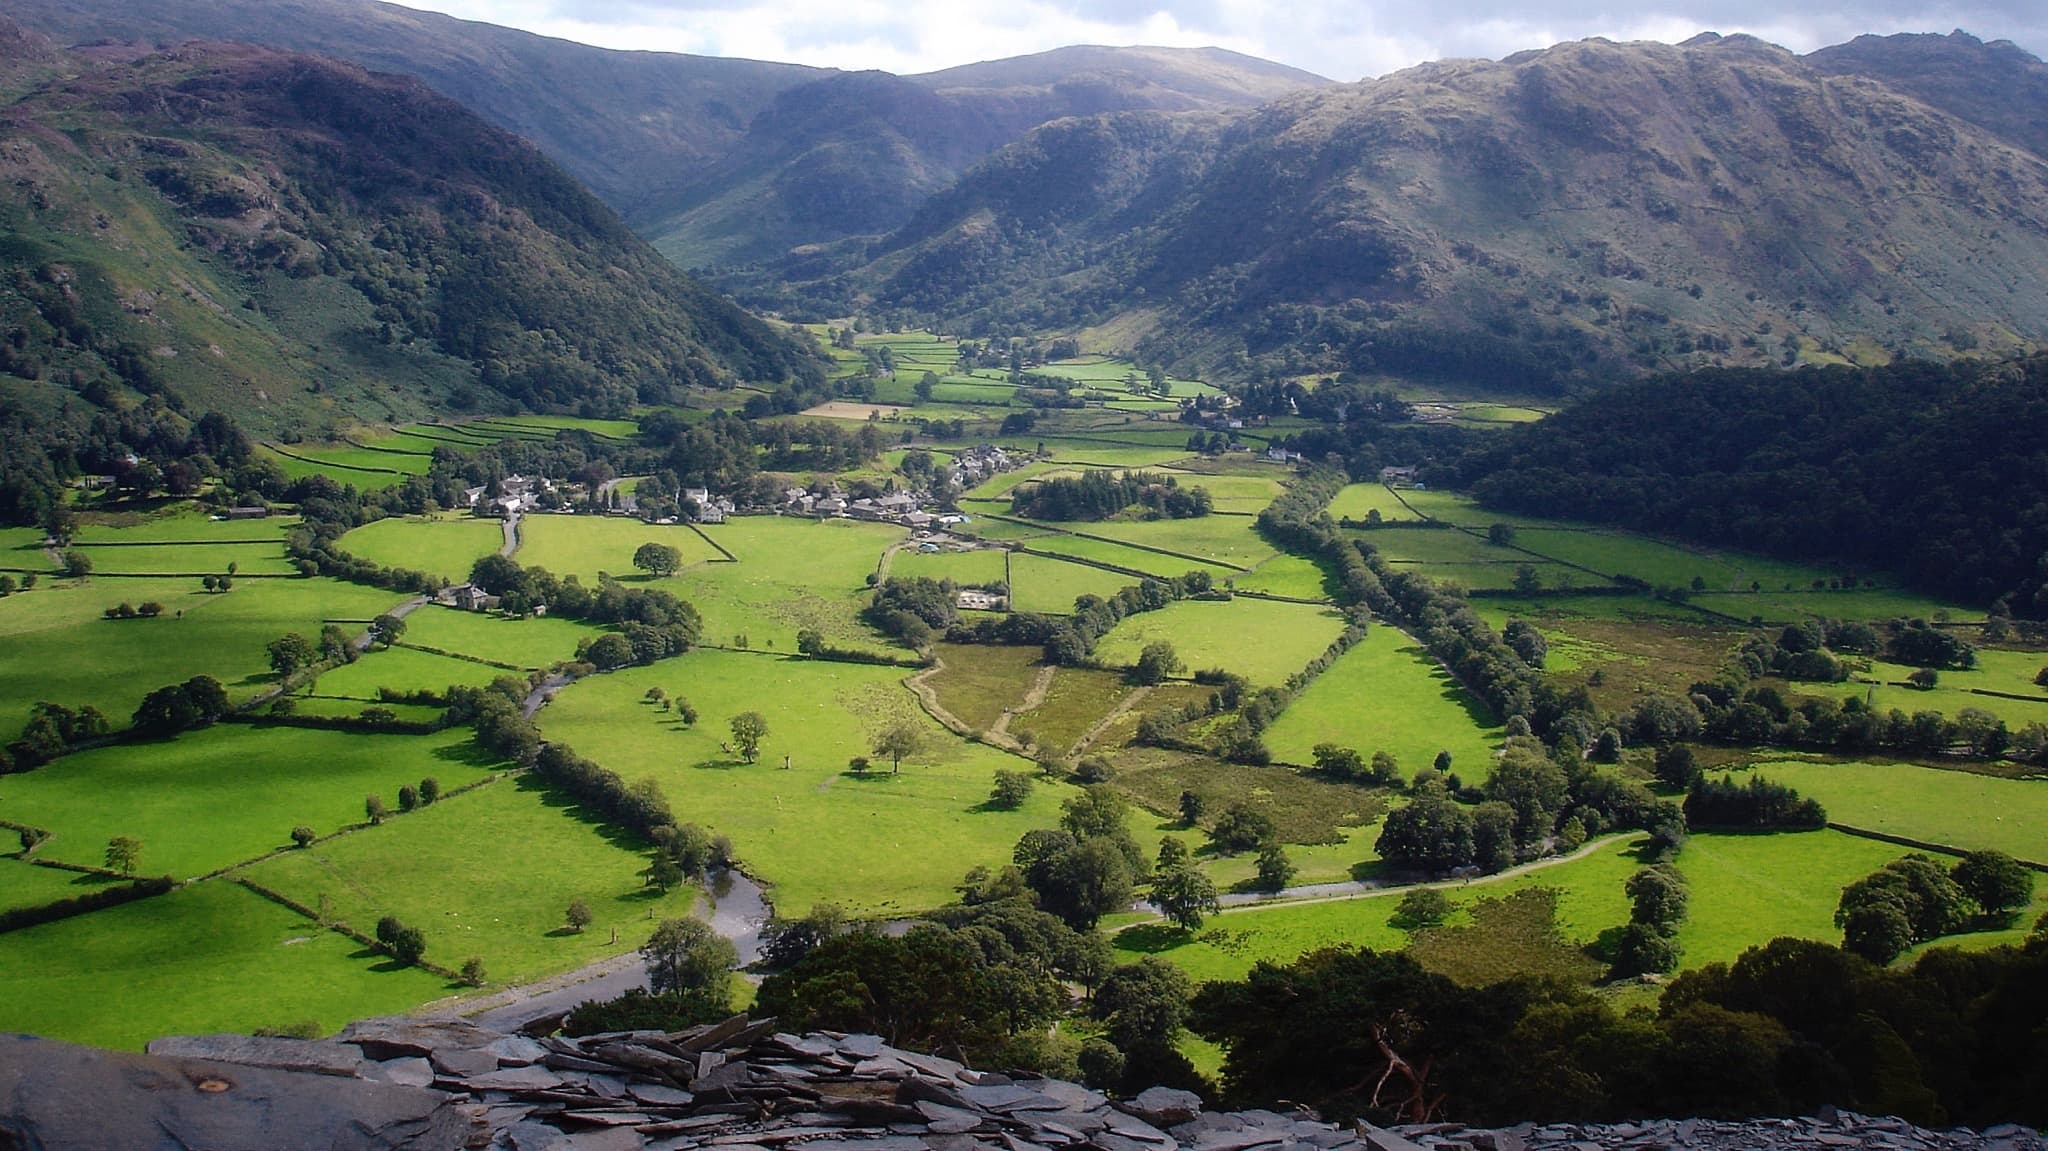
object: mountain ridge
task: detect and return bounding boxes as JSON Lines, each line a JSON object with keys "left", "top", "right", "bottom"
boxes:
{"left": 735, "top": 32, "right": 2048, "bottom": 388}
{"left": 0, "top": 25, "right": 818, "bottom": 439}
{"left": 4, "top": 0, "right": 1331, "bottom": 265}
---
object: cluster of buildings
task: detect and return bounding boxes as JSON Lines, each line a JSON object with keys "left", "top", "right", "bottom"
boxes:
{"left": 460, "top": 474, "right": 555, "bottom": 517}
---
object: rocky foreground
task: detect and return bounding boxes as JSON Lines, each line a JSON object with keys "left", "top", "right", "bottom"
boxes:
{"left": 0, "top": 1015, "right": 2039, "bottom": 1151}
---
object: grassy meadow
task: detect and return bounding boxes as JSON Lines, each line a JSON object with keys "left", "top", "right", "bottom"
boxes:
{"left": 338, "top": 514, "right": 504, "bottom": 583}
{"left": 0, "top": 576, "right": 405, "bottom": 741}
{"left": 672, "top": 517, "right": 903, "bottom": 653}
{"left": 245, "top": 776, "right": 696, "bottom": 985}
{"left": 0, "top": 882, "right": 449, "bottom": 1051}
{"left": 517, "top": 516, "right": 726, "bottom": 584}
{"left": 1749, "top": 760, "right": 2048, "bottom": 862}
{"left": 1091, "top": 598, "right": 1349, "bottom": 687}
{"left": 0, "top": 725, "right": 501, "bottom": 879}
{"left": 536, "top": 649, "right": 1070, "bottom": 916}
{"left": 1263, "top": 624, "right": 1504, "bottom": 778}
{"left": 399, "top": 607, "right": 602, "bottom": 669}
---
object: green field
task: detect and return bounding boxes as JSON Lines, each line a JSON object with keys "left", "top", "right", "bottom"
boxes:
{"left": 66, "top": 541, "right": 298, "bottom": 576}
{"left": 1674, "top": 831, "right": 1910, "bottom": 968}
{"left": 71, "top": 508, "right": 302, "bottom": 544}
{"left": 0, "top": 577, "right": 406, "bottom": 741}
{"left": 0, "top": 881, "right": 447, "bottom": 1050}
{"left": 673, "top": 517, "right": 906, "bottom": 653}
{"left": 0, "top": 527, "right": 58, "bottom": 571}
{"left": 400, "top": 607, "right": 602, "bottom": 669}
{"left": 1006, "top": 553, "right": 1135, "bottom": 614}
{"left": 1233, "top": 555, "right": 1333, "bottom": 600}
{"left": 338, "top": 515, "right": 505, "bottom": 583}
{"left": 0, "top": 725, "right": 501, "bottom": 879}
{"left": 1357, "top": 526, "right": 1522, "bottom": 565}
{"left": 888, "top": 548, "right": 1008, "bottom": 588}
{"left": 1751, "top": 760, "right": 2048, "bottom": 862}
{"left": 1116, "top": 837, "right": 1639, "bottom": 983}
{"left": 1263, "top": 624, "right": 1503, "bottom": 779}
{"left": 1020, "top": 534, "right": 1235, "bottom": 582}
{"left": 1327, "top": 484, "right": 1425, "bottom": 524}
{"left": 0, "top": 858, "right": 108, "bottom": 913}
{"left": 517, "top": 516, "right": 726, "bottom": 585}
{"left": 246, "top": 776, "right": 695, "bottom": 985}
{"left": 259, "top": 447, "right": 413, "bottom": 492}
{"left": 314, "top": 645, "right": 512, "bottom": 697}
{"left": 1692, "top": 589, "right": 1971, "bottom": 623}
{"left": 1390, "top": 560, "right": 1596, "bottom": 593}
{"left": 1074, "top": 516, "right": 1277, "bottom": 570}
{"left": 1093, "top": 598, "right": 1348, "bottom": 687}
{"left": 537, "top": 649, "right": 1070, "bottom": 916}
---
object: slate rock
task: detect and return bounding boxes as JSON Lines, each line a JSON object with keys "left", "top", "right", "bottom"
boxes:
{"left": 1122, "top": 1087, "right": 1203, "bottom": 1128}
{"left": 0, "top": 1032, "right": 470, "bottom": 1151}
{"left": 559, "top": 1130, "right": 650, "bottom": 1151}
{"left": 1358, "top": 1132, "right": 1430, "bottom": 1151}
{"left": 491, "top": 1036, "right": 555, "bottom": 1067}
{"left": 433, "top": 1045, "right": 503, "bottom": 1078}
{"left": 144, "top": 1033, "right": 366, "bottom": 1078}
{"left": 630, "top": 1084, "right": 698, "bottom": 1107}
{"left": 363, "top": 1056, "right": 438, "bottom": 1089}
{"left": 469, "top": 1065, "right": 572, "bottom": 1093}
{"left": 343, "top": 1015, "right": 500, "bottom": 1060}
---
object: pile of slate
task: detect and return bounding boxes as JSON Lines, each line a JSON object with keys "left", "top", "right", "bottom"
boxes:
{"left": 1362, "top": 1112, "right": 2043, "bottom": 1151}
{"left": 3, "top": 1015, "right": 2042, "bottom": 1151}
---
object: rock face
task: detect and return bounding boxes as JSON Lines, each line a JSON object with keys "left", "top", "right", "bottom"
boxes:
{"left": 3, "top": 1019, "right": 2043, "bottom": 1151}
{"left": 0, "top": 1031, "right": 468, "bottom": 1150}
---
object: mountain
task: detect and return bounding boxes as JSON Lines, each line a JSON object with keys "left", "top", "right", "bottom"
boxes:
{"left": 1807, "top": 30, "right": 2048, "bottom": 162}
{"left": 0, "top": 26, "right": 818, "bottom": 438}
{"left": 4, "top": 0, "right": 1331, "bottom": 265}
{"left": 641, "top": 49, "right": 1325, "bottom": 267}
{"left": 745, "top": 34, "right": 2048, "bottom": 390}
{"left": 0, "top": 0, "right": 832, "bottom": 217}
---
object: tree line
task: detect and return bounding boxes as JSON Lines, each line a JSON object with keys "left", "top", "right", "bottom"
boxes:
{"left": 1011, "top": 470, "right": 1214, "bottom": 521}
{"left": 1447, "top": 354, "right": 2048, "bottom": 612}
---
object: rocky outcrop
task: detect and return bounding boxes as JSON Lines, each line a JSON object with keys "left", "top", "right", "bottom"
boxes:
{"left": 3, "top": 1019, "right": 2043, "bottom": 1151}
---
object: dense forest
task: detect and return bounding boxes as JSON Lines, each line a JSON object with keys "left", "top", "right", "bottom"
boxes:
{"left": 1448, "top": 355, "right": 2048, "bottom": 610}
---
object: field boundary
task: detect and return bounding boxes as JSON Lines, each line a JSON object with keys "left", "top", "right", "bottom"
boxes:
{"left": 263, "top": 444, "right": 407, "bottom": 477}
{"left": 392, "top": 642, "right": 531, "bottom": 673}
{"left": 986, "top": 513, "right": 1253, "bottom": 573}
{"left": 687, "top": 524, "right": 738, "bottom": 563}
{"left": 1826, "top": 822, "right": 2048, "bottom": 872}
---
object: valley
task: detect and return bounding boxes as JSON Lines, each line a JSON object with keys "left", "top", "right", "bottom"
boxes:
{"left": 1, "top": 5, "right": 2047, "bottom": 1134}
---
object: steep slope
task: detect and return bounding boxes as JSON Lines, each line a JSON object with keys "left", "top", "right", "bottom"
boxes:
{"left": 0, "top": 31, "right": 818, "bottom": 438}
{"left": 632, "top": 49, "right": 1329, "bottom": 266}
{"left": 1807, "top": 30, "right": 2048, "bottom": 161}
{"left": 6, "top": 0, "right": 1331, "bottom": 265}
{"left": 0, "top": 0, "right": 831, "bottom": 216}
{"left": 756, "top": 34, "right": 2048, "bottom": 390}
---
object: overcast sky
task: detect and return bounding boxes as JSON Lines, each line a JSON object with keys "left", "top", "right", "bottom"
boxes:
{"left": 389, "top": 0, "right": 2048, "bottom": 81}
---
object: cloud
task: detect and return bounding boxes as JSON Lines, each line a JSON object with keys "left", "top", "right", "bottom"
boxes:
{"left": 396, "top": 0, "right": 2048, "bottom": 80}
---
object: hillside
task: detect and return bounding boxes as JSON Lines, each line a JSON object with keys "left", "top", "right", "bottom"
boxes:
{"left": 742, "top": 34, "right": 2048, "bottom": 389}
{"left": 0, "top": 28, "right": 817, "bottom": 441}
{"left": 645, "top": 50, "right": 1327, "bottom": 266}
{"left": 1447, "top": 354, "right": 2048, "bottom": 608}
{"left": 1807, "top": 30, "right": 2048, "bottom": 161}
{"left": 0, "top": 0, "right": 832, "bottom": 216}
{"left": 6, "top": 0, "right": 1330, "bottom": 265}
